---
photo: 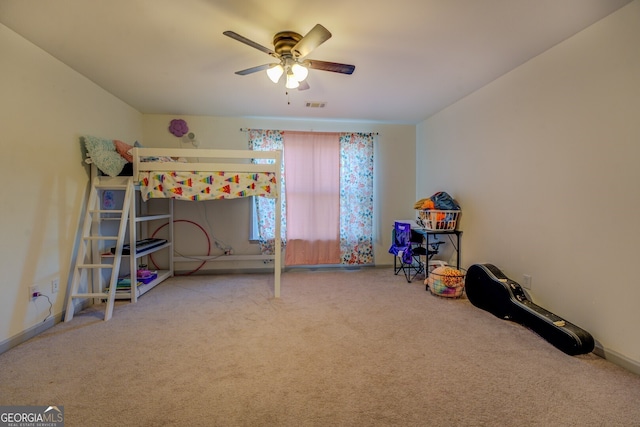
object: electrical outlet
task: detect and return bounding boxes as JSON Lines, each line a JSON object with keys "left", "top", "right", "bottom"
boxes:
{"left": 522, "top": 274, "right": 532, "bottom": 290}
{"left": 51, "top": 279, "right": 59, "bottom": 293}
{"left": 29, "top": 285, "right": 39, "bottom": 300}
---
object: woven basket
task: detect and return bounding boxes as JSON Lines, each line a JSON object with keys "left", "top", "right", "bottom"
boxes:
{"left": 426, "top": 266, "right": 466, "bottom": 298}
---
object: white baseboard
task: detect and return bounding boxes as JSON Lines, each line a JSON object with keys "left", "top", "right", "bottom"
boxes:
{"left": 0, "top": 313, "right": 61, "bottom": 355}
{"left": 0, "top": 301, "right": 89, "bottom": 355}
{"left": 593, "top": 343, "right": 640, "bottom": 376}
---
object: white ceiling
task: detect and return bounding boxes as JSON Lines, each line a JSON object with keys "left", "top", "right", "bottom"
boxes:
{"left": 0, "top": 0, "right": 632, "bottom": 124}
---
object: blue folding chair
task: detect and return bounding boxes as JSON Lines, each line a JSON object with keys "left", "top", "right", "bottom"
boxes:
{"left": 389, "top": 222, "right": 427, "bottom": 282}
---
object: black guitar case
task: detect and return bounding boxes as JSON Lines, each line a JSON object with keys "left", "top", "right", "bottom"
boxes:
{"left": 465, "top": 263, "right": 594, "bottom": 356}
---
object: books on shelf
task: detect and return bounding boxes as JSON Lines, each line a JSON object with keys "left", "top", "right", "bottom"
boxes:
{"left": 106, "top": 278, "right": 142, "bottom": 293}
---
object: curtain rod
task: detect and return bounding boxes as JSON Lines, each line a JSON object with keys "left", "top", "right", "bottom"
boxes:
{"left": 240, "top": 128, "right": 378, "bottom": 135}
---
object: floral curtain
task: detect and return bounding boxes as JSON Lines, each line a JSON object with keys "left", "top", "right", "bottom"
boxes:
{"left": 248, "top": 129, "right": 286, "bottom": 254}
{"left": 339, "top": 133, "right": 374, "bottom": 264}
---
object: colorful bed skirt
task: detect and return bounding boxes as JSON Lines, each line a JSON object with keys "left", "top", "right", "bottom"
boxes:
{"left": 138, "top": 171, "right": 278, "bottom": 201}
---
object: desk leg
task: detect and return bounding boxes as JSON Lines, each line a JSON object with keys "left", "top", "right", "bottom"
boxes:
{"left": 456, "top": 233, "right": 460, "bottom": 270}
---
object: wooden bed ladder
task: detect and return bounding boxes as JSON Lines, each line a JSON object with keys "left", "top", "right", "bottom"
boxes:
{"left": 65, "top": 176, "right": 133, "bottom": 322}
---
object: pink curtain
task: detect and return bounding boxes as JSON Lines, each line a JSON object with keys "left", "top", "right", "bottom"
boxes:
{"left": 284, "top": 131, "right": 341, "bottom": 265}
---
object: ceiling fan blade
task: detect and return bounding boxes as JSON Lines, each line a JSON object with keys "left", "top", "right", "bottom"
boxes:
{"left": 305, "top": 59, "right": 355, "bottom": 75}
{"left": 223, "top": 31, "right": 277, "bottom": 57}
{"left": 292, "top": 24, "right": 332, "bottom": 58}
{"left": 297, "top": 80, "right": 310, "bottom": 91}
{"left": 235, "top": 63, "right": 275, "bottom": 75}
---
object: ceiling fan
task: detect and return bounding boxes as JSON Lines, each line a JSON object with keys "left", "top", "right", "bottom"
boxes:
{"left": 223, "top": 24, "right": 355, "bottom": 90}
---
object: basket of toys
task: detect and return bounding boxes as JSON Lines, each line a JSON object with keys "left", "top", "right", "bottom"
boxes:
{"left": 418, "top": 209, "right": 459, "bottom": 231}
{"left": 414, "top": 191, "right": 461, "bottom": 231}
{"left": 425, "top": 265, "right": 466, "bottom": 298}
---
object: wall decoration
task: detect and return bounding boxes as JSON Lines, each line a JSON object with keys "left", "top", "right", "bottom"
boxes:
{"left": 169, "top": 119, "right": 189, "bottom": 137}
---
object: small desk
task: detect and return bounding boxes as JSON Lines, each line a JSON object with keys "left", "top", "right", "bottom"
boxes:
{"left": 393, "top": 219, "right": 462, "bottom": 278}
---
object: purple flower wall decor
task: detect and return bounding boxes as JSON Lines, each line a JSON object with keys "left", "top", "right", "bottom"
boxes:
{"left": 169, "top": 119, "right": 189, "bottom": 137}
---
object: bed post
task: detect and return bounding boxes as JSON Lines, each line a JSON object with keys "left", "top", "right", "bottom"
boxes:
{"left": 274, "top": 150, "right": 282, "bottom": 298}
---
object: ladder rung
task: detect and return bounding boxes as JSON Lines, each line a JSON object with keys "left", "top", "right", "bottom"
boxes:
{"left": 89, "top": 209, "right": 125, "bottom": 214}
{"left": 71, "top": 293, "right": 108, "bottom": 299}
{"left": 83, "top": 236, "right": 119, "bottom": 240}
{"left": 77, "top": 263, "right": 113, "bottom": 269}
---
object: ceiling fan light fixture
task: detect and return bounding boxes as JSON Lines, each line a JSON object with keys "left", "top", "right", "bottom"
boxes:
{"left": 291, "top": 63, "right": 309, "bottom": 82}
{"left": 285, "top": 73, "right": 300, "bottom": 89}
{"left": 266, "top": 64, "right": 284, "bottom": 83}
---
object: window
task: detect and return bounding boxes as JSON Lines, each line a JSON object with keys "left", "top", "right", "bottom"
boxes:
{"left": 248, "top": 129, "right": 374, "bottom": 265}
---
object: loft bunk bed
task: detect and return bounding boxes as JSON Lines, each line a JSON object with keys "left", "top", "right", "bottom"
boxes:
{"left": 66, "top": 147, "right": 282, "bottom": 322}
{"left": 133, "top": 148, "right": 283, "bottom": 297}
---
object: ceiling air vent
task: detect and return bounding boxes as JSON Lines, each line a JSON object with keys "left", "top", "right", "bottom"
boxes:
{"left": 305, "top": 101, "right": 326, "bottom": 108}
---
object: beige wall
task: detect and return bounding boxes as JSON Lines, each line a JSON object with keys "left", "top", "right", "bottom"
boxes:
{"left": 417, "top": 1, "right": 640, "bottom": 369}
{"left": 0, "top": 24, "right": 142, "bottom": 345}
{"left": 141, "top": 115, "right": 416, "bottom": 271}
